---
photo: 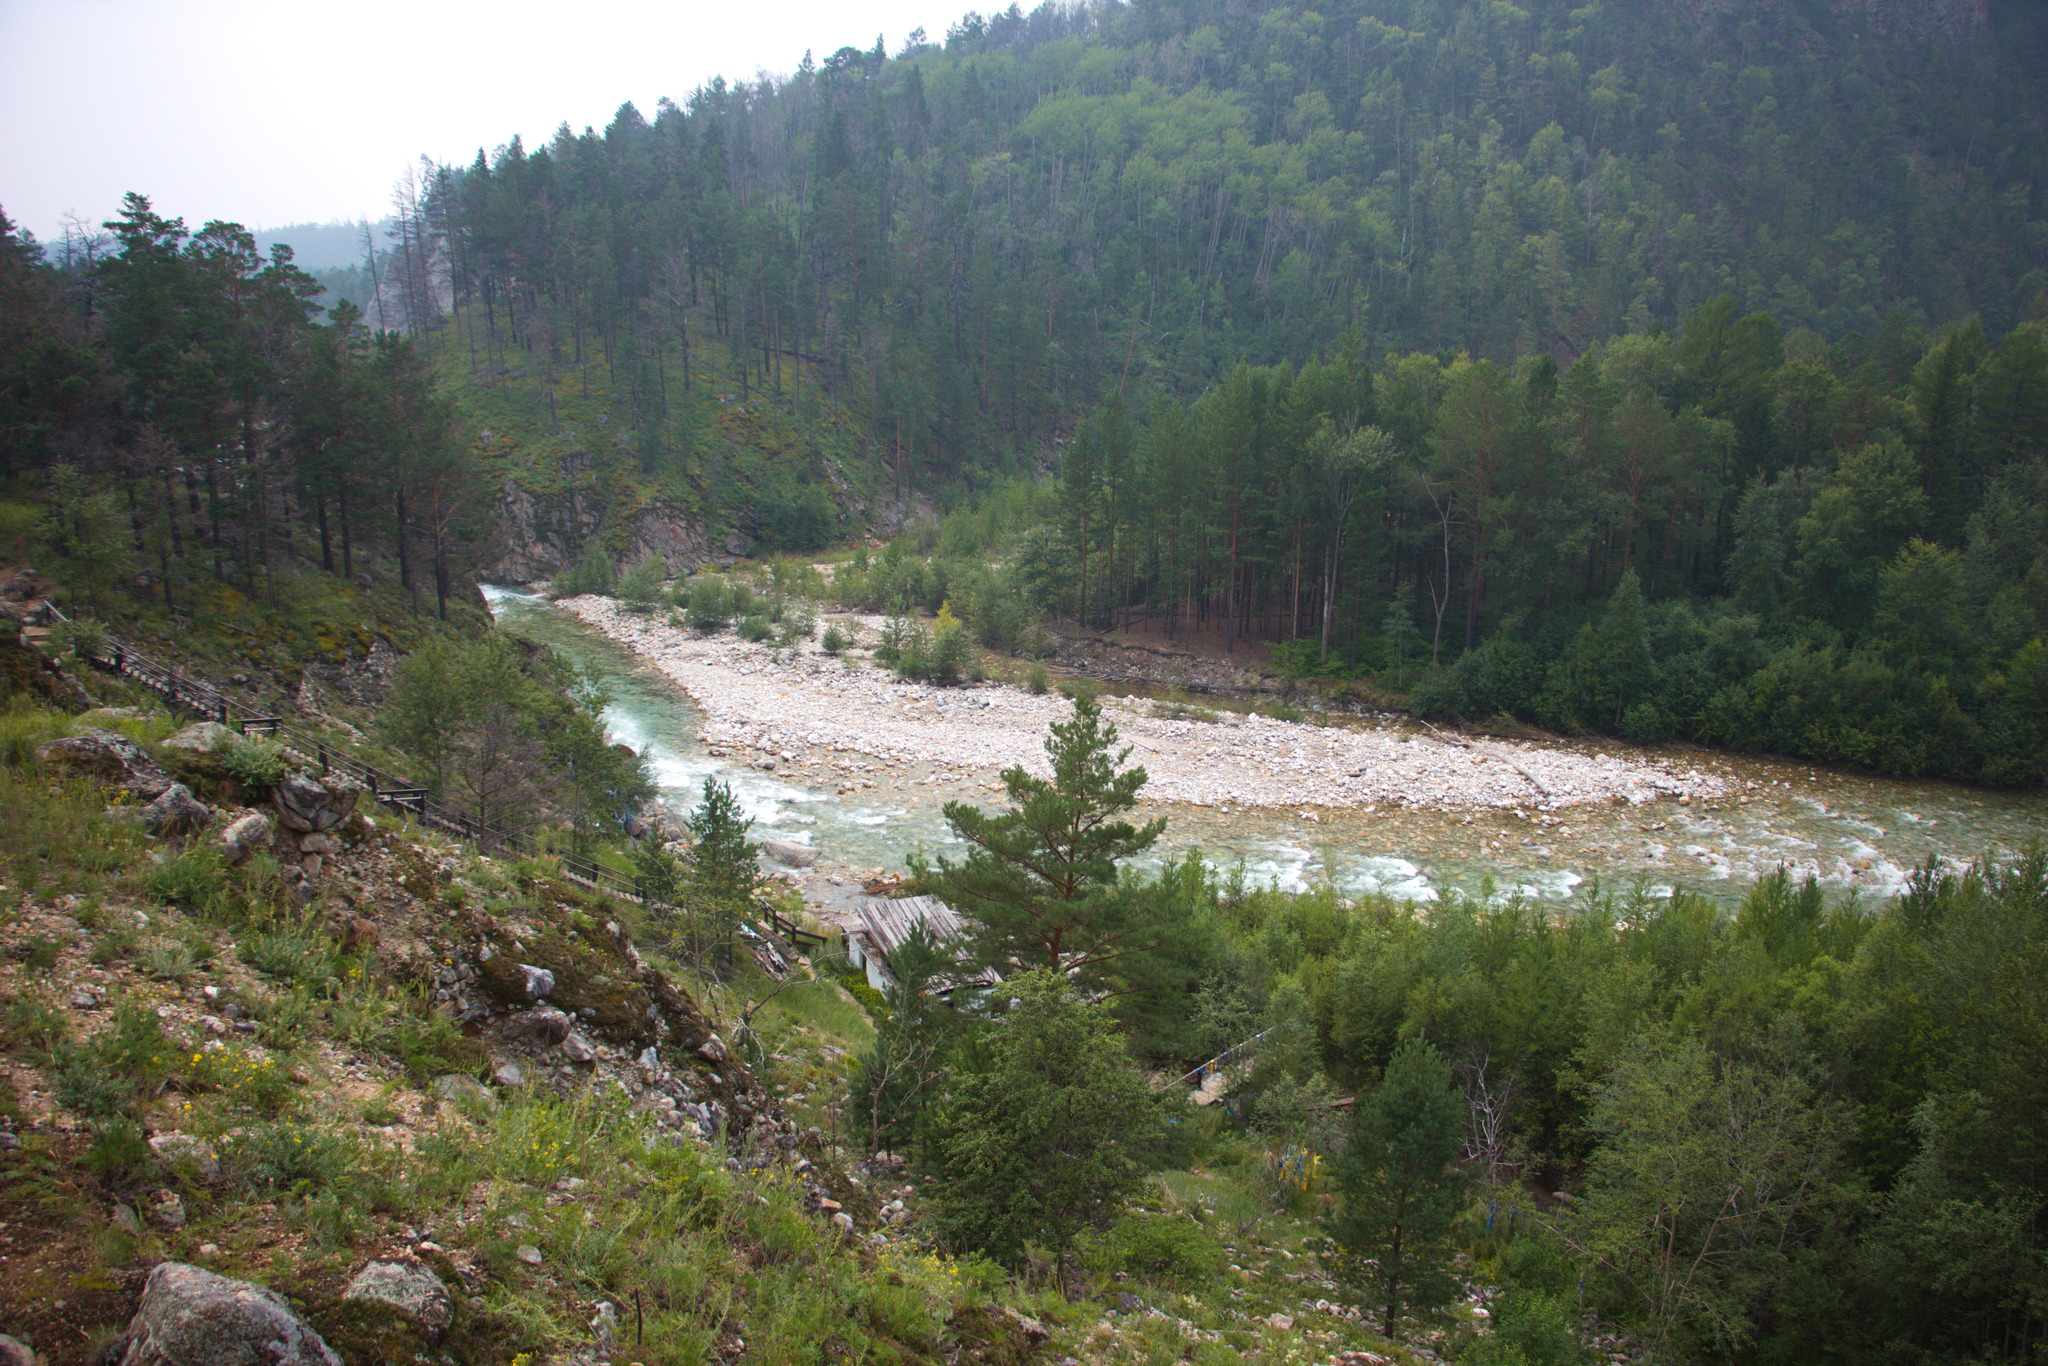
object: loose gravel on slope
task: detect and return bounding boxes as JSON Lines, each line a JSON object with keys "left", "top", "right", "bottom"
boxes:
{"left": 559, "top": 597, "right": 1726, "bottom": 813}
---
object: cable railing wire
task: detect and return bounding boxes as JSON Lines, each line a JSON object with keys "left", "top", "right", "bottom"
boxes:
{"left": 54, "top": 611, "right": 639, "bottom": 900}
{"left": 46, "top": 609, "right": 835, "bottom": 979}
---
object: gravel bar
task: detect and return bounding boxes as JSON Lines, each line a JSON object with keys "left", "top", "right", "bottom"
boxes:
{"left": 559, "top": 597, "right": 1727, "bottom": 813}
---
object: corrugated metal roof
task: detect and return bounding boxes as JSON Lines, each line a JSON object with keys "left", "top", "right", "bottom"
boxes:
{"left": 853, "top": 895, "right": 1002, "bottom": 988}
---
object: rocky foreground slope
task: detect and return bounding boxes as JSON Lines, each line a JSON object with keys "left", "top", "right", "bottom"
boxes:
{"left": 0, "top": 706, "right": 987, "bottom": 1364}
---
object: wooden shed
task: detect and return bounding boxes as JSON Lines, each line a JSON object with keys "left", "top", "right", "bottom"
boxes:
{"left": 846, "top": 895, "right": 1002, "bottom": 995}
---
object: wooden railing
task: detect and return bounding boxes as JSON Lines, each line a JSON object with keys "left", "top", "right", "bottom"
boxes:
{"left": 68, "top": 620, "right": 639, "bottom": 900}
{"left": 53, "top": 610, "right": 834, "bottom": 972}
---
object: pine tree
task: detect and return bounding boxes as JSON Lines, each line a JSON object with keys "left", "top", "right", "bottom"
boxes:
{"left": 912, "top": 695, "right": 1170, "bottom": 992}
{"left": 688, "top": 776, "right": 759, "bottom": 918}
{"left": 919, "top": 969, "right": 1166, "bottom": 1266}
{"left": 616, "top": 553, "right": 668, "bottom": 612}
{"left": 1326, "top": 1038, "right": 1470, "bottom": 1338}
{"left": 556, "top": 536, "right": 616, "bottom": 597}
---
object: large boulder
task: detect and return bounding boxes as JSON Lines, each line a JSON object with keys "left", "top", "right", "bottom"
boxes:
{"left": 35, "top": 728, "right": 173, "bottom": 799}
{"left": 761, "top": 839, "right": 820, "bottom": 868}
{"left": 104, "top": 1262, "right": 341, "bottom": 1366}
{"left": 145, "top": 783, "right": 213, "bottom": 838}
{"left": 272, "top": 772, "right": 363, "bottom": 833}
{"left": 510, "top": 1007, "right": 572, "bottom": 1044}
{"left": 218, "top": 811, "right": 273, "bottom": 865}
{"left": 160, "top": 721, "right": 234, "bottom": 755}
{"left": 341, "top": 1259, "right": 452, "bottom": 1336}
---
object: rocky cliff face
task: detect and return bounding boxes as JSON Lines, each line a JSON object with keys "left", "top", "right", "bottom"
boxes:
{"left": 486, "top": 478, "right": 757, "bottom": 583}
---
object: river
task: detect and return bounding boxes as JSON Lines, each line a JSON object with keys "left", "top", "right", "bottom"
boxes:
{"left": 484, "top": 587, "right": 2045, "bottom": 916}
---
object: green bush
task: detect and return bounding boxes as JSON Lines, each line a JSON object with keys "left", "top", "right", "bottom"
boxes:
{"left": 874, "top": 617, "right": 921, "bottom": 665}
{"left": 239, "top": 920, "right": 342, "bottom": 989}
{"left": 0, "top": 709, "right": 67, "bottom": 768}
{"left": 778, "top": 605, "right": 817, "bottom": 645}
{"left": 757, "top": 484, "right": 838, "bottom": 551}
{"left": 0, "top": 990, "right": 68, "bottom": 1056}
{"left": 737, "top": 614, "right": 774, "bottom": 643}
{"left": 1463, "top": 1288, "right": 1585, "bottom": 1366}
{"left": 86, "top": 1117, "right": 153, "bottom": 1186}
{"left": 554, "top": 537, "right": 616, "bottom": 597}
{"left": 48, "top": 1002, "right": 171, "bottom": 1119}
{"left": 1026, "top": 663, "right": 1049, "bottom": 694}
{"left": 836, "top": 969, "right": 891, "bottom": 1020}
{"left": 1620, "top": 700, "right": 1676, "bottom": 744}
{"left": 821, "top": 624, "right": 850, "bottom": 654}
{"left": 222, "top": 735, "right": 287, "bottom": 796}
{"left": 254, "top": 986, "right": 318, "bottom": 1050}
{"left": 616, "top": 554, "right": 668, "bottom": 612}
{"left": 49, "top": 617, "right": 108, "bottom": 661}
{"left": 225, "top": 1118, "right": 353, "bottom": 1192}
{"left": 686, "top": 577, "right": 733, "bottom": 631}
{"left": 1077, "top": 1211, "right": 1225, "bottom": 1286}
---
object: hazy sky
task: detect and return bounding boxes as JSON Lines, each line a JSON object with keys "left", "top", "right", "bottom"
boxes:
{"left": 1, "top": 0, "right": 953, "bottom": 242}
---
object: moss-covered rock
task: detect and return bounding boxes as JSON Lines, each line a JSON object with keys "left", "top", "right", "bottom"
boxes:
{"left": 0, "top": 630, "right": 88, "bottom": 712}
{"left": 475, "top": 925, "right": 659, "bottom": 1048}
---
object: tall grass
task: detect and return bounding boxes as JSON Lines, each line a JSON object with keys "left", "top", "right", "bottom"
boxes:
{"left": 753, "top": 979, "right": 877, "bottom": 1050}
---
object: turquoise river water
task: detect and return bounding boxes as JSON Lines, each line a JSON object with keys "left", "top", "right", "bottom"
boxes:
{"left": 484, "top": 587, "right": 2045, "bottom": 914}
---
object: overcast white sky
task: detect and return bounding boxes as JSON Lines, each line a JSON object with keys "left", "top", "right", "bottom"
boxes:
{"left": 1, "top": 0, "right": 953, "bottom": 242}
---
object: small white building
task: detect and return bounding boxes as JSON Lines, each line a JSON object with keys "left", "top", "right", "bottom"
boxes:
{"left": 845, "top": 895, "right": 1002, "bottom": 997}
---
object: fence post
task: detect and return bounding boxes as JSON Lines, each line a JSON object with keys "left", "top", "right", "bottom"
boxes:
{"left": 316, "top": 743, "right": 329, "bottom": 775}
{"left": 218, "top": 699, "right": 228, "bottom": 726}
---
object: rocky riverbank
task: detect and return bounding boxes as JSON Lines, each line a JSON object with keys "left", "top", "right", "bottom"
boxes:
{"left": 557, "top": 597, "right": 1727, "bottom": 813}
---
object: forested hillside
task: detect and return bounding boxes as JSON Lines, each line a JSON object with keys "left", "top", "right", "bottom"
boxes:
{"left": 376, "top": 0, "right": 2045, "bottom": 786}
{"left": 397, "top": 0, "right": 2047, "bottom": 483}
{"left": 3, "top": 0, "right": 2046, "bottom": 788}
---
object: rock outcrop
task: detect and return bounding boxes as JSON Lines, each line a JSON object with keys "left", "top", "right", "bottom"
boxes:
{"left": 272, "top": 772, "right": 363, "bottom": 833}
{"left": 145, "top": 783, "right": 212, "bottom": 837}
{"left": 341, "top": 1259, "right": 453, "bottom": 1336}
{"left": 218, "top": 811, "right": 273, "bottom": 865}
{"left": 36, "top": 728, "right": 173, "bottom": 799}
{"left": 487, "top": 479, "right": 756, "bottom": 582}
{"left": 159, "top": 721, "right": 234, "bottom": 755}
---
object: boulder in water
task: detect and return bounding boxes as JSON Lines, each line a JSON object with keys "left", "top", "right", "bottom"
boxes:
{"left": 761, "top": 839, "right": 819, "bottom": 868}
